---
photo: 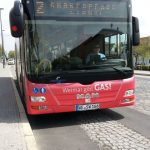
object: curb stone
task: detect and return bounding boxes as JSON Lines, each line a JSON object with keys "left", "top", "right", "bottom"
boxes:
{"left": 10, "top": 78, "right": 38, "bottom": 150}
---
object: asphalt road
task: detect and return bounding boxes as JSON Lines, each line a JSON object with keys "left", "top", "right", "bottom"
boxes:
{"left": 28, "top": 108, "right": 150, "bottom": 150}
{"left": 28, "top": 112, "right": 100, "bottom": 150}
{"left": 9, "top": 65, "right": 150, "bottom": 150}
{"left": 27, "top": 75, "right": 150, "bottom": 150}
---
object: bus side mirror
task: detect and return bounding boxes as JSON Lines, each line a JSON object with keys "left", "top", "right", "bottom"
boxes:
{"left": 132, "top": 17, "right": 140, "bottom": 46}
{"left": 9, "top": 0, "right": 24, "bottom": 37}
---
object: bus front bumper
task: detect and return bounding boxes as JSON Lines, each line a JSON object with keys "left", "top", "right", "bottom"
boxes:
{"left": 27, "top": 98, "right": 135, "bottom": 115}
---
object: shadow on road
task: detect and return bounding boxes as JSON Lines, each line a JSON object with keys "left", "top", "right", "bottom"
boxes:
{"left": 13, "top": 76, "right": 125, "bottom": 130}
{"left": 28, "top": 109, "right": 124, "bottom": 130}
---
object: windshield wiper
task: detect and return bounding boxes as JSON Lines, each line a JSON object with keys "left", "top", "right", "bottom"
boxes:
{"left": 36, "top": 65, "right": 131, "bottom": 81}
{"left": 82, "top": 64, "right": 130, "bottom": 76}
{"left": 37, "top": 70, "right": 77, "bottom": 79}
{"left": 98, "top": 64, "right": 129, "bottom": 76}
{"left": 111, "top": 66, "right": 127, "bottom": 76}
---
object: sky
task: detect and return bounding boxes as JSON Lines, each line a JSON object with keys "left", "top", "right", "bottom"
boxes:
{"left": 0, "top": 0, "right": 150, "bottom": 53}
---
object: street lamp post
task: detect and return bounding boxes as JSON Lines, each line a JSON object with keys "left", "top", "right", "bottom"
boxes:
{"left": 0, "top": 8, "right": 5, "bottom": 68}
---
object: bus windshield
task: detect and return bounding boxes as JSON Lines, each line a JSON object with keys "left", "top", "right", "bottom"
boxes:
{"left": 24, "top": 0, "right": 132, "bottom": 78}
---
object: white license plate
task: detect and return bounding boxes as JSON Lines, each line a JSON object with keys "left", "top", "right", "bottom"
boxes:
{"left": 76, "top": 104, "right": 99, "bottom": 111}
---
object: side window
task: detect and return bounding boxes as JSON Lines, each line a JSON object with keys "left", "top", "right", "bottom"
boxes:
{"left": 110, "top": 35, "right": 118, "bottom": 56}
{"left": 105, "top": 37, "right": 110, "bottom": 56}
{"left": 24, "top": 18, "right": 37, "bottom": 74}
{"left": 105, "top": 33, "right": 127, "bottom": 59}
{"left": 24, "top": 20, "right": 30, "bottom": 73}
{"left": 105, "top": 35, "right": 118, "bottom": 58}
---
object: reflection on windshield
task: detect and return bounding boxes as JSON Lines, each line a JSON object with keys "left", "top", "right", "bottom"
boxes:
{"left": 26, "top": 21, "right": 129, "bottom": 75}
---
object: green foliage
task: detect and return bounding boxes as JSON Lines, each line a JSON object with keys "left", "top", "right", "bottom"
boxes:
{"left": 8, "top": 50, "right": 15, "bottom": 58}
{"left": 133, "top": 38, "right": 150, "bottom": 65}
{"left": 133, "top": 44, "right": 150, "bottom": 58}
{"left": 135, "top": 65, "right": 150, "bottom": 71}
{"left": 141, "top": 65, "right": 150, "bottom": 70}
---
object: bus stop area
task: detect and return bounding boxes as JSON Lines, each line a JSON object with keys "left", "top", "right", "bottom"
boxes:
{"left": 0, "top": 63, "right": 37, "bottom": 150}
{"left": 0, "top": 63, "right": 150, "bottom": 150}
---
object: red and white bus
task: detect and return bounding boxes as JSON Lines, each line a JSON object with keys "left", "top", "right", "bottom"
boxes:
{"left": 10, "top": 0, "right": 140, "bottom": 115}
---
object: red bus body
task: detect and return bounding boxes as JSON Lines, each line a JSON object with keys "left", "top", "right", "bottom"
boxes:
{"left": 25, "top": 76, "right": 135, "bottom": 115}
{"left": 10, "top": 0, "right": 139, "bottom": 115}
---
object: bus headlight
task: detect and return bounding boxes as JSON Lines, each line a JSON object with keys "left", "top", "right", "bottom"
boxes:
{"left": 124, "top": 90, "right": 134, "bottom": 97}
{"left": 30, "top": 96, "right": 46, "bottom": 102}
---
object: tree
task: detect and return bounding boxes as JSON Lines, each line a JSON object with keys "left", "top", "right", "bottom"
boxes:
{"left": 133, "top": 38, "right": 150, "bottom": 65}
{"left": 8, "top": 50, "right": 15, "bottom": 59}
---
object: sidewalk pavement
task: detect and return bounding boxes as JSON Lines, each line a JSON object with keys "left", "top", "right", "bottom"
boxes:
{"left": 134, "top": 70, "right": 150, "bottom": 76}
{"left": 0, "top": 63, "right": 37, "bottom": 150}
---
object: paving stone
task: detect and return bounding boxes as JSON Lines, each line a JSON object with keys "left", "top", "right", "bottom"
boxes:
{"left": 79, "top": 112, "right": 150, "bottom": 150}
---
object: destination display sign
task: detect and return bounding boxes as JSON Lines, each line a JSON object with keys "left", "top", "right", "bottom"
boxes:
{"left": 35, "top": 0, "right": 127, "bottom": 18}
